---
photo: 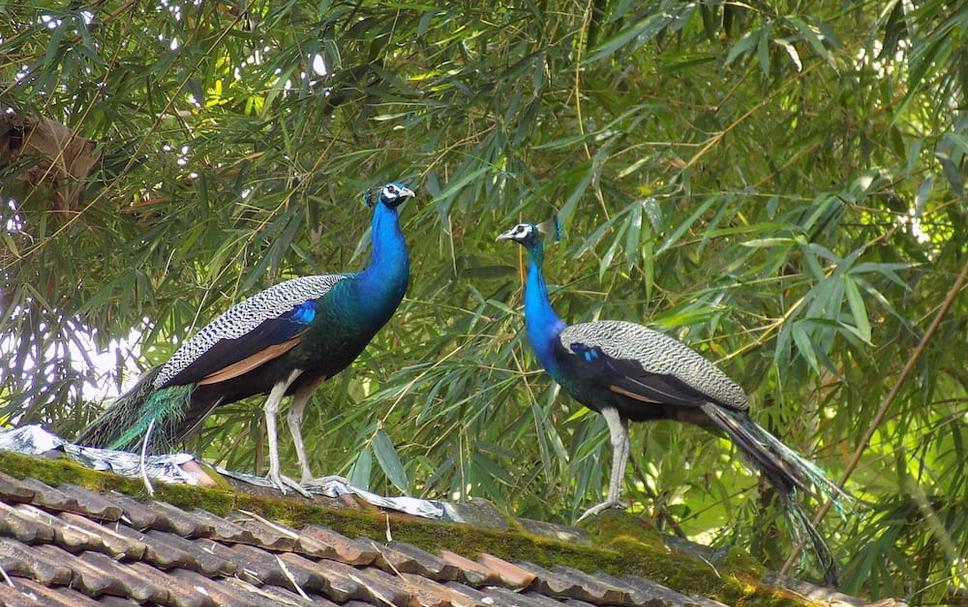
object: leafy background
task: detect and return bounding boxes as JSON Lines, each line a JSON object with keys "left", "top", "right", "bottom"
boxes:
{"left": 1, "top": 0, "right": 965, "bottom": 601}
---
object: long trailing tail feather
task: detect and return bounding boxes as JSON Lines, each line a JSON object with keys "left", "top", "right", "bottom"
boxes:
{"left": 783, "top": 493, "right": 838, "bottom": 586}
{"left": 75, "top": 368, "right": 192, "bottom": 453}
{"left": 700, "top": 402, "right": 846, "bottom": 585}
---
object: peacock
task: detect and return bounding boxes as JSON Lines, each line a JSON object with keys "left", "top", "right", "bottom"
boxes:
{"left": 498, "top": 219, "right": 849, "bottom": 585}
{"left": 77, "top": 182, "right": 415, "bottom": 493}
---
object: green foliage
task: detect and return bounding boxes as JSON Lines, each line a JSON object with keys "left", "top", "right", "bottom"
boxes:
{"left": 1, "top": 1, "right": 965, "bottom": 600}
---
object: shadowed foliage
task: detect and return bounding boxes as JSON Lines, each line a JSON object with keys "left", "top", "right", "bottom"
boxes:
{"left": 1, "top": 1, "right": 965, "bottom": 601}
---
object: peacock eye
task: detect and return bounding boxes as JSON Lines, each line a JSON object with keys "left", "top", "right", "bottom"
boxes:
{"left": 387, "top": 185, "right": 397, "bottom": 194}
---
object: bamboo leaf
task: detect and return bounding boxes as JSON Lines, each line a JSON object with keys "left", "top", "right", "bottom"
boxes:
{"left": 372, "top": 429, "right": 409, "bottom": 494}
{"left": 791, "top": 322, "right": 820, "bottom": 374}
{"left": 844, "top": 276, "right": 872, "bottom": 342}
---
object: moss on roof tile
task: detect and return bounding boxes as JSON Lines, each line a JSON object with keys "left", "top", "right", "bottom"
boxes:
{"left": 0, "top": 450, "right": 817, "bottom": 607}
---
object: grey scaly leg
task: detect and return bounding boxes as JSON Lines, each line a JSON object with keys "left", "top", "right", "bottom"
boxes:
{"left": 287, "top": 377, "right": 322, "bottom": 485}
{"left": 578, "top": 407, "right": 630, "bottom": 521}
{"left": 265, "top": 369, "right": 305, "bottom": 495}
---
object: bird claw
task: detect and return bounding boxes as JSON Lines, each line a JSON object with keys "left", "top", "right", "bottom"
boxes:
{"left": 576, "top": 499, "right": 628, "bottom": 522}
{"left": 268, "top": 471, "right": 313, "bottom": 498}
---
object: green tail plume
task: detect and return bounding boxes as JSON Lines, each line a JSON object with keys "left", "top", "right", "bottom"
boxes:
{"left": 782, "top": 493, "right": 838, "bottom": 586}
{"left": 75, "top": 368, "right": 193, "bottom": 453}
{"left": 700, "top": 403, "right": 852, "bottom": 585}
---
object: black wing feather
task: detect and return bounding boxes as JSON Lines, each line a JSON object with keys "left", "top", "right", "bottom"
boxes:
{"left": 163, "top": 313, "right": 309, "bottom": 387}
{"left": 562, "top": 341, "right": 711, "bottom": 407}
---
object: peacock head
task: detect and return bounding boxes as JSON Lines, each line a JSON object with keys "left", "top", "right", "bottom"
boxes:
{"left": 497, "top": 217, "right": 561, "bottom": 249}
{"left": 364, "top": 182, "right": 415, "bottom": 209}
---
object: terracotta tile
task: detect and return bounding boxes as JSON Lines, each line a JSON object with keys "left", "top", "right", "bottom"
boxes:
{"left": 444, "top": 582, "right": 512, "bottom": 606}
{"left": 14, "top": 577, "right": 103, "bottom": 606}
{"left": 170, "top": 568, "right": 265, "bottom": 607}
{"left": 97, "top": 596, "right": 144, "bottom": 607}
{"left": 56, "top": 512, "right": 146, "bottom": 559}
{"left": 78, "top": 551, "right": 169, "bottom": 603}
{"left": 144, "top": 532, "right": 237, "bottom": 576}
{"left": 439, "top": 550, "right": 501, "bottom": 585}
{"left": 513, "top": 562, "right": 586, "bottom": 599}
{"left": 224, "top": 576, "right": 336, "bottom": 607}
{"left": 399, "top": 572, "right": 486, "bottom": 607}
{"left": 477, "top": 554, "right": 536, "bottom": 588}
{"left": 35, "top": 543, "right": 131, "bottom": 598}
{"left": 0, "top": 472, "right": 35, "bottom": 503}
{"left": 19, "top": 478, "right": 83, "bottom": 513}
{"left": 16, "top": 504, "right": 106, "bottom": 554}
{"left": 275, "top": 552, "right": 346, "bottom": 597}
{"left": 616, "top": 574, "right": 700, "bottom": 607}
{"left": 0, "top": 578, "right": 45, "bottom": 607}
{"left": 147, "top": 500, "right": 216, "bottom": 538}
{"left": 102, "top": 494, "right": 204, "bottom": 537}
{"left": 353, "top": 566, "right": 413, "bottom": 607}
{"left": 0, "top": 501, "right": 56, "bottom": 544}
{"left": 294, "top": 557, "right": 368, "bottom": 602}
{"left": 112, "top": 525, "right": 200, "bottom": 571}
{"left": 200, "top": 542, "right": 279, "bottom": 586}
{"left": 484, "top": 586, "right": 558, "bottom": 607}
{"left": 226, "top": 511, "right": 298, "bottom": 551}
{"left": 389, "top": 541, "right": 461, "bottom": 579}
{"left": 298, "top": 525, "right": 378, "bottom": 565}
{"left": 189, "top": 508, "right": 261, "bottom": 544}
{"left": 55, "top": 484, "right": 124, "bottom": 521}
{"left": 127, "top": 561, "right": 217, "bottom": 607}
{"left": 551, "top": 565, "right": 635, "bottom": 605}
{"left": 105, "top": 494, "right": 163, "bottom": 530}
{"left": 522, "top": 592, "right": 574, "bottom": 607}
{"left": 361, "top": 538, "right": 440, "bottom": 578}
{"left": 0, "top": 536, "right": 73, "bottom": 586}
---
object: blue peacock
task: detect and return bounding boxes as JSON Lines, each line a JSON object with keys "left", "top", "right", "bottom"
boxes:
{"left": 77, "top": 182, "right": 415, "bottom": 493}
{"left": 498, "top": 219, "right": 849, "bottom": 585}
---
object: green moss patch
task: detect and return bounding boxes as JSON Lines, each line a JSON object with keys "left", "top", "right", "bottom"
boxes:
{"left": 0, "top": 451, "right": 816, "bottom": 607}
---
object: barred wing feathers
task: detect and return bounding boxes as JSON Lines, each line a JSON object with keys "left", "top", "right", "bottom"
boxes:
{"left": 558, "top": 320, "right": 748, "bottom": 410}
{"left": 154, "top": 274, "right": 347, "bottom": 388}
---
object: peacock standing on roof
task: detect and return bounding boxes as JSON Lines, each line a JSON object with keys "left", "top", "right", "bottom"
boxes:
{"left": 498, "top": 219, "right": 849, "bottom": 585}
{"left": 77, "top": 182, "right": 415, "bottom": 493}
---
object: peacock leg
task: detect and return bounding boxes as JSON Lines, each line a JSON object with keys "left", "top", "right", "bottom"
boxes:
{"left": 578, "top": 407, "right": 630, "bottom": 522}
{"left": 288, "top": 377, "right": 322, "bottom": 485}
{"left": 265, "top": 368, "right": 305, "bottom": 495}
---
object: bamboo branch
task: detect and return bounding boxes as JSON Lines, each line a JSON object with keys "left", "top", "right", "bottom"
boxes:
{"left": 780, "top": 256, "right": 968, "bottom": 576}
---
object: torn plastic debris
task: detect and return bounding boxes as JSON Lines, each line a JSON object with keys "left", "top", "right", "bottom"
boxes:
{"left": 216, "top": 467, "right": 463, "bottom": 522}
{"left": 0, "top": 424, "right": 201, "bottom": 484}
{"left": 0, "top": 425, "right": 461, "bottom": 522}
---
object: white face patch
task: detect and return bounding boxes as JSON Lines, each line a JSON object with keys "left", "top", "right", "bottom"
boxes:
{"left": 382, "top": 184, "right": 398, "bottom": 201}
{"left": 514, "top": 224, "right": 533, "bottom": 239}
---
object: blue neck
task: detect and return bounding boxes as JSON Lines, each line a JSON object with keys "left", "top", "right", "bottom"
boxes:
{"left": 524, "top": 242, "right": 567, "bottom": 374}
{"left": 355, "top": 201, "right": 409, "bottom": 320}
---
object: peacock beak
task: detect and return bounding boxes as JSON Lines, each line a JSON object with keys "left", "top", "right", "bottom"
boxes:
{"left": 398, "top": 186, "right": 415, "bottom": 199}
{"left": 496, "top": 228, "right": 517, "bottom": 241}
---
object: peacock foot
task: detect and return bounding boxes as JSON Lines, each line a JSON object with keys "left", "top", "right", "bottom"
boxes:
{"left": 576, "top": 499, "right": 628, "bottom": 522}
{"left": 268, "top": 470, "right": 312, "bottom": 498}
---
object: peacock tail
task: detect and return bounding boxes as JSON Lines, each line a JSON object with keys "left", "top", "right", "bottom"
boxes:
{"left": 75, "top": 367, "right": 193, "bottom": 452}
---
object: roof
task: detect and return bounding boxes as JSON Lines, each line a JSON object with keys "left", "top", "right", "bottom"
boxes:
{"left": 0, "top": 445, "right": 901, "bottom": 607}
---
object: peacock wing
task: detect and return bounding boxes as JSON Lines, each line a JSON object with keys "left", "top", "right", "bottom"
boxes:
{"left": 557, "top": 320, "right": 749, "bottom": 411}
{"left": 154, "top": 274, "right": 348, "bottom": 388}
